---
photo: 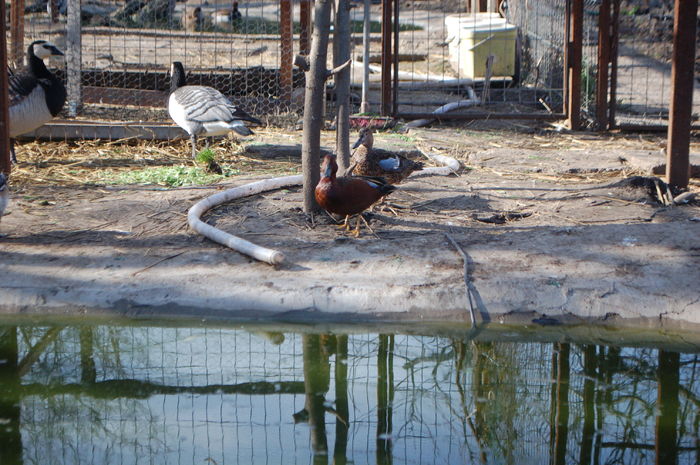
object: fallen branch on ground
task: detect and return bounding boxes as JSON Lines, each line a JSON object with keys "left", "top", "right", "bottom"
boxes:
{"left": 444, "top": 233, "right": 477, "bottom": 328}
{"left": 473, "top": 211, "right": 532, "bottom": 224}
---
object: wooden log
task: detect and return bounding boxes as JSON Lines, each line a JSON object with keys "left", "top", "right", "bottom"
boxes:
{"left": 356, "top": 53, "right": 426, "bottom": 64}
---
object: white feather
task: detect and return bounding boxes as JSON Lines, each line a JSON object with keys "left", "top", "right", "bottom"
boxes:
{"left": 202, "top": 121, "right": 238, "bottom": 136}
{"left": 9, "top": 86, "right": 53, "bottom": 136}
{"left": 168, "top": 94, "right": 193, "bottom": 135}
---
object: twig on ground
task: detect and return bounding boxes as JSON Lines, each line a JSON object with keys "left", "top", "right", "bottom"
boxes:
{"left": 444, "top": 233, "right": 476, "bottom": 328}
{"left": 132, "top": 251, "right": 186, "bottom": 276}
{"left": 473, "top": 211, "right": 532, "bottom": 224}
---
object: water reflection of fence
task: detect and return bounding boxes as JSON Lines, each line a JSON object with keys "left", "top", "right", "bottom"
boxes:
{"left": 0, "top": 325, "right": 698, "bottom": 464}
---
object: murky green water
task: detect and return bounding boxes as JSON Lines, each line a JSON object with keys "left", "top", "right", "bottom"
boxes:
{"left": 0, "top": 323, "right": 698, "bottom": 465}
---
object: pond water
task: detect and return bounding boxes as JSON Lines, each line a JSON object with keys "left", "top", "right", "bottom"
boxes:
{"left": 0, "top": 322, "right": 698, "bottom": 465}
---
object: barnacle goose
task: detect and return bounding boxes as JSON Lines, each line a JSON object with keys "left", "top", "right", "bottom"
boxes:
{"left": 168, "top": 61, "right": 262, "bottom": 158}
{"left": 211, "top": 1, "right": 242, "bottom": 26}
{"left": 8, "top": 40, "right": 66, "bottom": 163}
{"left": 0, "top": 173, "right": 9, "bottom": 221}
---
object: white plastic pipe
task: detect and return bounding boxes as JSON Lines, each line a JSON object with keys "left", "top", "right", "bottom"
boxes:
{"left": 187, "top": 175, "right": 302, "bottom": 265}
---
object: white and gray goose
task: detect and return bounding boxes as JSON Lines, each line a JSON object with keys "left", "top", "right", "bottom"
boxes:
{"left": 168, "top": 61, "right": 262, "bottom": 158}
{"left": 8, "top": 40, "right": 66, "bottom": 163}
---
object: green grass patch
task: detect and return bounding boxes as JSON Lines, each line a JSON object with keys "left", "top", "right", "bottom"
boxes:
{"left": 195, "top": 148, "right": 217, "bottom": 164}
{"left": 104, "top": 164, "right": 239, "bottom": 187}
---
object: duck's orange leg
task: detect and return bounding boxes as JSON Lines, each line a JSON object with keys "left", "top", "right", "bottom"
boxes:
{"left": 336, "top": 215, "right": 351, "bottom": 231}
{"left": 352, "top": 215, "right": 362, "bottom": 237}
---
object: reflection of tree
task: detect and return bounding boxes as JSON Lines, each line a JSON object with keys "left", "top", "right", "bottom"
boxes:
{"left": 656, "top": 350, "right": 679, "bottom": 465}
{"left": 333, "top": 335, "right": 349, "bottom": 465}
{"left": 579, "top": 345, "right": 596, "bottom": 465}
{"left": 550, "top": 343, "right": 569, "bottom": 465}
{"left": 376, "top": 335, "right": 394, "bottom": 465}
{"left": 0, "top": 327, "right": 21, "bottom": 465}
{"left": 80, "top": 327, "right": 96, "bottom": 384}
{"left": 302, "top": 334, "right": 330, "bottom": 462}
{"left": 451, "top": 341, "right": 485, "bottom": 463}
{"left": 298, "top": 334, "right": 352, "bottom": 465}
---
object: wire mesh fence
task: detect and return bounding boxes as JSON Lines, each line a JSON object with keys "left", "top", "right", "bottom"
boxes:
{"left": 6, "top": 0, "right": 699, "bottom": 129}
{"left": 609, "top": 0, "right": 699, "bottom": 128}
{"left": 1, "top": 324, "right": 698, "bottom": 465}
{"left": 19, "top": 0, "right": 306, "bottom": 125}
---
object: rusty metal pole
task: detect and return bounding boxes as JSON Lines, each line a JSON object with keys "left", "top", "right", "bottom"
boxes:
{"left": 360, "top": 0, "right": 371, "bottom": 114}
{"left": 562, "top": 0, "right": 571, "bottom": 117}
{"left": 595, "top": 0, "right": 611, "bottom": 130}
{"left": 567, "top": 0, "right": 583, "bottom": 130}
{"left": 392, "top": 0, "right": 399, "bottom": 116}
{"left": 0, "top": 0, "right": 11, "bottom": 175}
{"left": 380, "top": 0, "right": 392, "bottom": 116}
{"left": 666, "top": 0, "right": 697, "bottom": 189}
{"left": 10, "top": 0, "right": 25, "bottom": 67}
{"left": 299, "top": 0, "right": 312, "bottom": 56}
{"left": 608, "top": 0, "right": 621, "bottom": 129}
{"left": 280, "top": 0, "right": 293, "bottom": 104}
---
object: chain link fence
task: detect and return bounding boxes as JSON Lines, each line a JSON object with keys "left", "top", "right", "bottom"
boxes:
{"left": 9, "top": 0, "right": 700, "bottom": 129}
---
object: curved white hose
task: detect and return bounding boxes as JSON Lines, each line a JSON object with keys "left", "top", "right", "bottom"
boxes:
{"left": 187, "top": 175, "right": 302, "bottom": 265}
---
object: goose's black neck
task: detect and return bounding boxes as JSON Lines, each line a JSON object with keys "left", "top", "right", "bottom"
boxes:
{"left": 170, "top": 62, "right": 187, "bottom": 93}
{"left": 27, "top": 47, "right": 52, "bottom": 80}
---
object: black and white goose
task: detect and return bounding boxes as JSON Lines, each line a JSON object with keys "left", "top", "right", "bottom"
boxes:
{"left": 8, "top": 40, "right": 66, "bottom": 163}
{"left": 168, "top": 61, "right": 262, "bottom": 158}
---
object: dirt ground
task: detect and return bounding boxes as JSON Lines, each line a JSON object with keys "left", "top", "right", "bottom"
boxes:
{"left": 1, "top": 121, "right": 700, "bottom": 334}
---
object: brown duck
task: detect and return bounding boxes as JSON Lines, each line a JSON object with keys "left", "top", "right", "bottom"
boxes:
{"left": 350, "top": 128, "right": 423, "bottom": 184}
{"left": 315, "top": 154, "right": 396, "bottom": 236}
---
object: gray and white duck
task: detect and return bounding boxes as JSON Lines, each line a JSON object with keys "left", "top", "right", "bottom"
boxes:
{"left": 168, "top": 61, "right": 262, "bottom": 158}
{"left": 8, "top": 40, "right": 66, "bottom": 163}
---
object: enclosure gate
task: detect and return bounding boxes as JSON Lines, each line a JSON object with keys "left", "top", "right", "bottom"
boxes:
{"left": 588, "top": 0, "right": 700, "bottom": 131}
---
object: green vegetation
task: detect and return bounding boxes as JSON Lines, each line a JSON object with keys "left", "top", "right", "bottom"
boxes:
{"left": 195, "top": 148, "right": 217, "bottom": 164}
{"left": 104, "top": 164, "right": 238, "bottom": 187}
{"left": 581, "top": 58, "right": 597, "bottom": 109}
{"left": 350, "top": 20, "right": 422, "bottom": 33}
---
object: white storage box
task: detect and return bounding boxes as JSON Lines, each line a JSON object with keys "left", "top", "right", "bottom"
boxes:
{"left": 445, "top": 14, "right": 517, "bottom": 79}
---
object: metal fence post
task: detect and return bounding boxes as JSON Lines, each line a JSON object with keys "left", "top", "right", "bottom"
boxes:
{"left": 566, "top": 0, "right": 583, "bottom": 130}
{"left": 666, "top": 0, "right": 697, "bottom": 189}
{"left": 608, "top": 0, "right": 620, "bottom": 129}
{"left": 380, "top": 0, "right": 393, "bottom": 116}
{"left": 280, "top": 0, "right": 293, "bottom": 104}
{"left": 10, "top": 0, "right": 25, "bottom": 67}
{"left": 0, "top": 0, "right": 11, "bottom": 175}
{"left": 66, "top": 0, "right": 82, "bottom": 117}
{"left": 596, "top": 0, "right": 611, "bottom": 130}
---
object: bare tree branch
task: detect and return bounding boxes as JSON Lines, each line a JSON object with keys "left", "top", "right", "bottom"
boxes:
{"left": 326, "top": 59, "right": 352, "bottom": 79}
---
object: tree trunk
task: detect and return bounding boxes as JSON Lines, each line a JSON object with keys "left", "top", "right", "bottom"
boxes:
{"left": 334, "top": 0, "right": 352, "bottom": 173}
{"left": 302, "top": 0, "right": 333, "bottom": 214}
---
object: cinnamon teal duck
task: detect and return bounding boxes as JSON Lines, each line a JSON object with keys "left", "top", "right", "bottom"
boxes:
{"left": 315, "top": 154, "right": 396, "bottom": 237}
{"left": 350, "top": 128, "right": 423, "bottom": 184}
